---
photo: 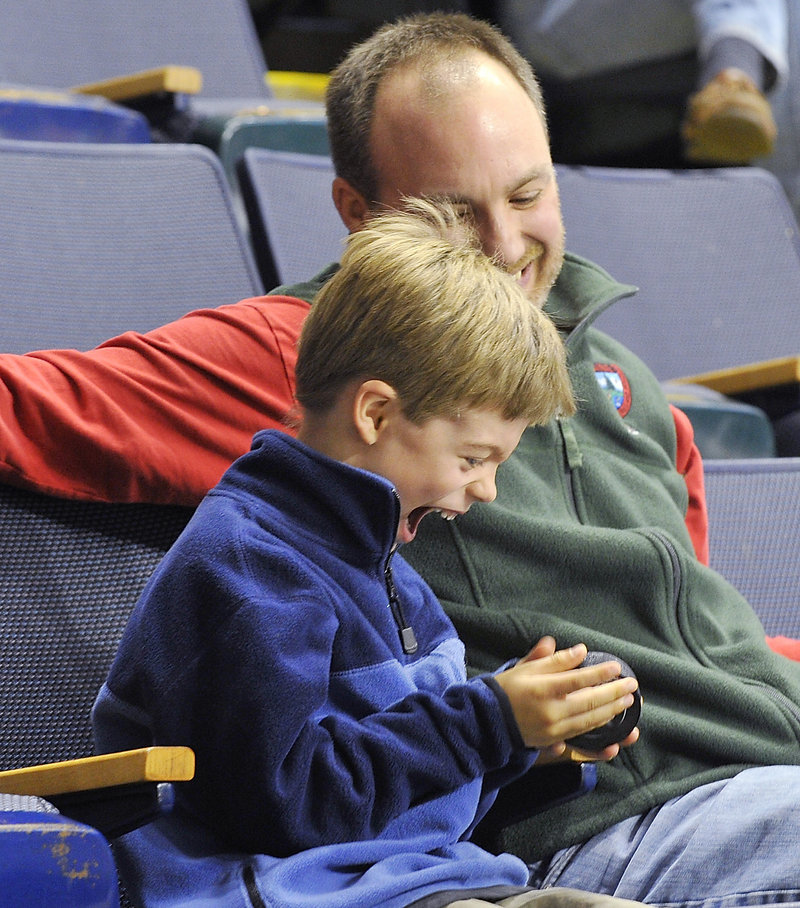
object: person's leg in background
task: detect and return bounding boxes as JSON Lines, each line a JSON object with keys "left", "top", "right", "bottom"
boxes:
{"left": 682, "top": 0, "right": 788, "bottom": 163}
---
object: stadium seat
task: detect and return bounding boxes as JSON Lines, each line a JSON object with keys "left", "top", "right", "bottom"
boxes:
{"left": 704, "top": 457, "right": 800, "bottom": 638}
{"left": 0, "top": 481, "right": 195, "bottom": 905}
{"left": 0, "top": 139, "right": 263, "bottom": 353}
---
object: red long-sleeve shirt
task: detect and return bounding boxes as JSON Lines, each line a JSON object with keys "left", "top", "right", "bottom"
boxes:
{"left": 0, "top": 295, "right": 308, "bottom": 505}
{"left": 12, "top": 293, "right": 800, "bottom": 657}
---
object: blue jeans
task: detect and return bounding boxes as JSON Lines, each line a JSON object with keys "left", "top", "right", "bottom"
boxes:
{"left": 496, "top": 0, "right": 788, "bottom": 85}
{"left": 531, "top": 766, "right": 800, "bottom": 906}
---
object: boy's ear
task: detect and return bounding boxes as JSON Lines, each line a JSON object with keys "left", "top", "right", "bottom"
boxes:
{"left": 353, "top": 380, "right": 398, "bottom": 445}
{"left": 332, "top": 176, "right": 371, "bottom": 232}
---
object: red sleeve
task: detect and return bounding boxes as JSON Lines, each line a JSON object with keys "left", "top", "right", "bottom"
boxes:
{"left": 766, "top": 636, "right": 800, "bottom": 660}
{"left": 670, "top": 404, "right": 709, "bottom": 565}
{"left": 0, "top": 295, "right": 309, "bottom": 505}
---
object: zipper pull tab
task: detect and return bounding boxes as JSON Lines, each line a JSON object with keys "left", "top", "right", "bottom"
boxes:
{"left": 400, "top": 626, "right": 419, "bottom": 655}
{"left": 385, "top": 561, "right": 418, "bottom": 655}
{"left": 558, "top": 416, "right": 583, "bottom": 471}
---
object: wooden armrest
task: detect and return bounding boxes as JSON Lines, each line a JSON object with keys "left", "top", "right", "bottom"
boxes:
{"left": 674, "top": 356, "right": 800, "bottom": 396}
{"left": 0, "top": 746, "right": 194, "bottom": 798}
{"left": 0, "top": 86, "right": 81, "bottom": 104}
{"left": 72, "top": 66, "right": 202, "bottom": 102}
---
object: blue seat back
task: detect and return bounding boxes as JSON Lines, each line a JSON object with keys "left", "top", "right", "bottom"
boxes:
{"left": 557, "top": 164, "right": 800, "bottom": 381}
{"left": 704, "top": 458, "right": 800, "bottom": 638}
{"left": 0, "top": 139, "right": 263, "bottom": 353}
{"left": 0, "top": 483, "right": 193, "bottom": 770}
{"left": 238, "top": 147, "right": 344, "bottom": 287}
{"left": 0, "top": 0, "right": 270, "bottom": 106}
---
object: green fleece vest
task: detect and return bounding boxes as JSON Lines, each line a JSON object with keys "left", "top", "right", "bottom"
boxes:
{"left": 274, "top": 254, "right": 800, "bottom": 862}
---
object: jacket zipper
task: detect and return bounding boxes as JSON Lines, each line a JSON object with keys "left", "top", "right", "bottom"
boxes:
{"left": 557, "top": 285, "right": 637, "bottom": 521}
{"left": 558, "top": 417, "right": 583, "bottom": 519}
{"left": 385, "top": 552, "right": 418, "bottom": 655}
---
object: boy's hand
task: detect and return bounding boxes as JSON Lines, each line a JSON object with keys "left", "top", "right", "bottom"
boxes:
{"left": 494, "top": 639, "right": 639, "bottom": 753}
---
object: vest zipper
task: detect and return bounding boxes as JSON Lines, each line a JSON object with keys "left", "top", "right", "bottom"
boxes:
{"left": 645, "top": 530, "right": 683, "bottom": 615}
{"left": 746, "top": 679, "right": 800, "bottom": 730}
{"left": 385, "top": 553, "right": 418, "bottom": 655}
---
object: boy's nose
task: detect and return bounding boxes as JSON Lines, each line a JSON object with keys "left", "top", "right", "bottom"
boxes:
{"left": 469, "top": 472, "right": 497, "bottom": 504}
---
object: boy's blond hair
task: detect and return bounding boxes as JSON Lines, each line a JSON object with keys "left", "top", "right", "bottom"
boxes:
{"left": 295, "top": 199, "right": 574, "bottom": 426}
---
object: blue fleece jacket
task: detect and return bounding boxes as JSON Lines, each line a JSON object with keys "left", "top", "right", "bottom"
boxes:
{"left": 92, "top": 431, "right": 537, "bottom": 907}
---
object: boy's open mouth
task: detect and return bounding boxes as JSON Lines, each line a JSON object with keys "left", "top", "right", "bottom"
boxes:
{"left": 400, "top": 507, "right": 460, "bottom": 543}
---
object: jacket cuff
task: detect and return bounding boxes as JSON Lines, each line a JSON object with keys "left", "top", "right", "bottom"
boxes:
{"left": 480, "top": 674, "right": 532, "bottom": 753}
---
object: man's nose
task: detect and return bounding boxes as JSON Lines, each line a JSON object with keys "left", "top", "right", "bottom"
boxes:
{"left": 479, "top": 213, "right": 527, "bottom": 268}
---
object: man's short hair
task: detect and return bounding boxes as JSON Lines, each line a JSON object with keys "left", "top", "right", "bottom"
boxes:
{"left": 295, "top": 198, "right": 573, "bottom": 426}
{"left": 326, "top": 12, "right": 548, "bottom": 203}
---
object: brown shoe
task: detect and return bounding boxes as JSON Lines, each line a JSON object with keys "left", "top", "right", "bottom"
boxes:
{"left": 682, "top": 68, "right": 777, "bottom": 164}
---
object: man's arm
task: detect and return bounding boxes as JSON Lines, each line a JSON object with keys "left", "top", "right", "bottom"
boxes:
{"left": 0, "top": 296, "right": 309, "bottom": 505}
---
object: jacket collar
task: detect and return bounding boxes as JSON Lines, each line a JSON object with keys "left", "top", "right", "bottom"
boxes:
{"left": 217, "top": 430, "right": 400, "bottom": 573}
{"left": 544, "top": 251, "right": 637, "bottom": 334}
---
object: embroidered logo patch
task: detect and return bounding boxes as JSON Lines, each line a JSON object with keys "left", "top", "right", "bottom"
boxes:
{"left": 594, "top": 363, "right": 631, "bottom": 417}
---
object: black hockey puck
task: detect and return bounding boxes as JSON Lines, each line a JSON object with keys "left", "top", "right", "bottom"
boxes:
{"left": 566, "top": 651, "right": 642, "bottom": 751}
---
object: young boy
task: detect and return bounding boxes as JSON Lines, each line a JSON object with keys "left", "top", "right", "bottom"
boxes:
{"left": 92, "top": 200, "right": 640, "bottom": 908}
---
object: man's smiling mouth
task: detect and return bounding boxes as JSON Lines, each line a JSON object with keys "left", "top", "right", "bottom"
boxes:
{"left": 509, "top": 240, "right": 545, "bottom": 283}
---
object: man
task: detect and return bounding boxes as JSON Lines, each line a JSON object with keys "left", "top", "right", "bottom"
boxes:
{"left": 1, "top": 12, "right": 800, "bottom": 904}
{"left": 321, "top": 16, "right": 800, "bottom": 902}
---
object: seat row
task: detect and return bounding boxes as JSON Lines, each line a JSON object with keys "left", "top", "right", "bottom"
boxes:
{"left": 3, "top": 134, "right": 800, "bottom": 908}
{"left": 5, "top": 134, "right": 800, "bottom": 458}
{"left": 0, "top": 452, "right": 798, "bottom": 904}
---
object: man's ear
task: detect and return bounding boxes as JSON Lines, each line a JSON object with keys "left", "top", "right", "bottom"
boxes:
{"left": 353, "top": 380, "right": 398, "bottom": 445}
{"left": 332, "top": 176, "right": 371, "bottom": 232}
